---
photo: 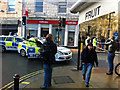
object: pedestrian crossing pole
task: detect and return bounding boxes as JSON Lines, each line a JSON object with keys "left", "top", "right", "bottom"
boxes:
{"left": 77, "top": 32, "right": 81, "bottom": 70}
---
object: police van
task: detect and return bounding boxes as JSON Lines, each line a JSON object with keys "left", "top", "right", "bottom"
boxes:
{"left": 0, "top": 36, "right": 24, "bottom": 52}
{"left": 18, "top": 38, "right": 72, "bottom": 61}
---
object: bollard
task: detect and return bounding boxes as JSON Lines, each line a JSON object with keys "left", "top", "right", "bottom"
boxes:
{"left": 13, "top": 74, "right": 20, "bottom": 90}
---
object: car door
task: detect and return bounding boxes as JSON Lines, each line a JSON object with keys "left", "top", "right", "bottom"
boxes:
{"left": 14, "top": 37, "right": 24, "bottom": 50}
{"left": 5, "top": 37, "right": 15, "bottom": 50}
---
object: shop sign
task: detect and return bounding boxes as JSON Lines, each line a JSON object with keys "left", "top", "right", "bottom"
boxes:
{"left": 27, "top": 20, "right": 78, "bottom": 25}
{"left": 27, "top": 20, "right": 58, "bottom": 24}
{"left": 66, "top": 21, "right": 78, "bottom": 25}
{"left": 85, "top": 6, "right": 101, "bottom": 20}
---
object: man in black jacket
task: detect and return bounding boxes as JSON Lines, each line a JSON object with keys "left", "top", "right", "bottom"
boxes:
{"left": 40, "top": 34, "right": 57, "bottom": 89}
{"left": 81, "top": 43, "right": 98, "bottom": 87}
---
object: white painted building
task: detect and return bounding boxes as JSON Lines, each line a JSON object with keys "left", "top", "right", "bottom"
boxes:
{"left": 70, "top": 0, "right": 120, "bottom": 40}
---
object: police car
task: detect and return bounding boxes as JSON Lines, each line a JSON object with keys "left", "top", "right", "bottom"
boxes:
{"left": 0, "top": 36, "right": 24, "bottom": 52}
{"left": 18, "top": 38, "right": 72, "bottom": 61}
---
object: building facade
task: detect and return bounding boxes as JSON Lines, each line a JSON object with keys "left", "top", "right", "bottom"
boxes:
{"left": 70, "top": 0, "right": 120, "bottom": 41}
{"left": 0, "top": 0, "right": 22, "bottom": 36}
{"left": 22, "top": 0, "right": 79, "bottom": 46}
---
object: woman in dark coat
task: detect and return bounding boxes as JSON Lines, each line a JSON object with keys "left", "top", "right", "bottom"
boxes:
{"left": 40, "top": 34, "right": 57, "bottom": 89}
{"left": 81, "top": 43, "right": 98, "bottom": 87}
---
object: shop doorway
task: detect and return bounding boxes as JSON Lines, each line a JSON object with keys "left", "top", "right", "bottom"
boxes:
{"left": 68, "top": 32, "right": 74, "bottom": 46}
{"left": 41, "top": 28, "right": 49, "bottom": 37}
{"left": 26, "top": 30, "right": 38, "bottom": 37}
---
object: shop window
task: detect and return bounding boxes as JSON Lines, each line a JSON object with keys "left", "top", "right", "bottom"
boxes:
{"left": 8, "top": 0, "right": 15, "bottom": 12}
{"left": 35, "top": 0, "right": 43, "bottom": 12}
{"left": 58, "top": 2, "right": 67, "bottom": 13}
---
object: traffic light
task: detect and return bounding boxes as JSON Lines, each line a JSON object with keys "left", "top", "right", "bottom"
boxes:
{"left": 61, "top": 18, "right": 66, "bottom": 27}
{"left": 58, "top": 19, "right": 61, "bottom": 27}
{"left": 22, "top": 15, "right": 27, "bottom": 25}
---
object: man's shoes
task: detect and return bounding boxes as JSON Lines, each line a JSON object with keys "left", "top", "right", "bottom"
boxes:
{"left": 40, "top": 86, "right": 47, "bottom": 89}
{"left": 48, "top": 84, "right": 52, "bottom": 87}
{"left": 85, "top": 84, "right": 89, "bottom": 87}
{"left": 106, "top": 72, "right": 113, "bottom": 75}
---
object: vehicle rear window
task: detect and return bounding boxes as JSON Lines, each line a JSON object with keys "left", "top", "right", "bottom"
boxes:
{"left": 15, "top": 38, "right": 24, "bottom": 42}
{"left": 6, "top": 37, "right": 13, "bottom": 41}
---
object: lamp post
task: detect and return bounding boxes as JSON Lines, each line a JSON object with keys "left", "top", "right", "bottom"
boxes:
{"left": 108, "top": 13, "right": 111, "bottom": 38}
{"left": 77, "top": 32, "right": 81, "bottom": 70}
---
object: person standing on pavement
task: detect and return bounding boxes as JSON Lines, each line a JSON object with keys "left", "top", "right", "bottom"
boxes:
{"left": 101, "top": 37, "right": 105, "bottom": 50}
{"left": 81, "top": 43, "right": 98, "bottom": 87}
{"left": 40, "top": 34, "right": 57, "bottom": 89}
{"left": 93, "top": 37, "right": 97, "bottom": 50}
{"left": 85, "top": 37, "right": 91, "bottom": 46}
{"left": 105, "top": 36, "right": 118, "bottom": 75}
{"left": 13, "top": 33, "right": 18, "bottom": 37}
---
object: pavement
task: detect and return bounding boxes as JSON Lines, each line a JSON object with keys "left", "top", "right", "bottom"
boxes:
{"left": 20, "top": 66, "right": 120, "bottom": 89}
{"left": 18, "top": 49, "right": 120, "bottom": 89}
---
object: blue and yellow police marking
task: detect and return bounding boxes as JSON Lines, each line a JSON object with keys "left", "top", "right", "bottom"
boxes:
{"left": 35, "top": 47, "right": 40, "bottom": 53}
{"left": 5, "top": 42, "right": 12, "bottom": 46}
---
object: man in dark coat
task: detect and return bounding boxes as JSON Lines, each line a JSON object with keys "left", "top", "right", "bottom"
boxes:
{"left": 81, "top": 43, "right": 98, "bottom": 87}
{"left": 40, "top": 34, "right": 57, "bottom": 89}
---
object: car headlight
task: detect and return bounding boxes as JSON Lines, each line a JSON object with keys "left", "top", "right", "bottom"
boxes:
{"left": 57, "top": 51, "right": 64, "bottom": 55}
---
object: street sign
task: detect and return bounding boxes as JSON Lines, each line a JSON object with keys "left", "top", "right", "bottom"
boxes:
{"left": 114, "top": 32, "right": 118, "bottom": 36}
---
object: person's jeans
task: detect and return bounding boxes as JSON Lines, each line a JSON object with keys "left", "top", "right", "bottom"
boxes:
{"left": 107, "top": 53, "right": 115, "bottom": 73}
{"left": 102, "top": 45, "right": 104, "bottom": 50}
{"left": 82, "top": 63, "right": 93, "bottom": 85}
{"left": 43, "top": 64, "right": 53, "bottom": 87}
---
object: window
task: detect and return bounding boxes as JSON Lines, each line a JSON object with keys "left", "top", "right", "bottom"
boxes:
{"left": 6, "top": 37, "right": 13, "bottom": 41}
{"left": 58, "top": 2, "right": 67, "bottom": 13}
{"left": 35, "top": 0, "right": 43, "bottom": 12}
{"left": 2, "top": 37, "right": 6, "bottom": 41}
{"left": 8, "top": 0, "right": 15, "bottom": 12}
{"left": 15, "top": 38, "right": 24, "bottom": 42}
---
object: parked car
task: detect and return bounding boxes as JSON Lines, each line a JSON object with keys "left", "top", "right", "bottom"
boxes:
{"left": 0, "top": 35, "right": 24, "bottom": 52}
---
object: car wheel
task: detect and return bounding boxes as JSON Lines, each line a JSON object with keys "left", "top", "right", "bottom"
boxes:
{"left": 2, "top": 46, "right": 6, "bottom": 53}
{"left": 20, "top": 49, "right": 26, "bottom": 57}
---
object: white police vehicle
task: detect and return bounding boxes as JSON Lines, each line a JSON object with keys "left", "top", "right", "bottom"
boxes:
{"left": 0, "top": 36, "right": 24, "bottom": 52}
{"left": 18, "top": 38, "right": 72, "bottom": 61}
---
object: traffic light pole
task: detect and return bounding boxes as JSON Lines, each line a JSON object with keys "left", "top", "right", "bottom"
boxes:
{"left": 23, "top": 25, "right": 26, "bottom": 39}
{"left": 22, "top": 15, "right": 27, "bottom": 39}
{"left": 58, "top": 25, "right": 60, "bottom": 46}
{"left": 24, "top": 25, "right": 26, "bottom": 39}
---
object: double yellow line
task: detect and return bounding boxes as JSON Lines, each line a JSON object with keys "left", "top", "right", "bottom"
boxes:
{"left": 1, "top": 66, "right": 74, "bottom": 90}
{"left": 1, "top": 70, "right": 44, "bottom": 90}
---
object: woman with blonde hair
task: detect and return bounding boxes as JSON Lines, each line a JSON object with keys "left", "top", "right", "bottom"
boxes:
{"left": 40, "top": 34, "right": 57, "bottom": 89}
